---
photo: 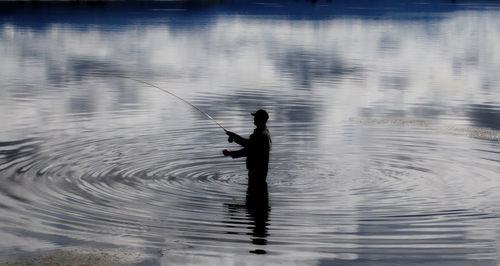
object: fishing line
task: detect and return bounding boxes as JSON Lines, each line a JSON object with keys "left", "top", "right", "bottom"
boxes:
{"left": 109, "top": 75, "right": 228, "bottom": 132}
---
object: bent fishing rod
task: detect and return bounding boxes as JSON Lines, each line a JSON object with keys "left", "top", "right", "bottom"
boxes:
{"left": 108, "top": 74, "right": 228, "bottom": 133}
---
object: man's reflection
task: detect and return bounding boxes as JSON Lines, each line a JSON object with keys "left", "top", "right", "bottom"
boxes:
{"left": 246, "top": 181, "right": 270, "bottom": 254}
{"left": 225, "top": 181, "right": 270, "bottom": 255}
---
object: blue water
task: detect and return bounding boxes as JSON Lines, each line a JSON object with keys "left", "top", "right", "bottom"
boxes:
{"left": 1, "top": 1, "right": 499, "bottom": 264}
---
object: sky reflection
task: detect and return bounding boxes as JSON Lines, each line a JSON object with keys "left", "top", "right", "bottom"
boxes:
{"left": 2, "top": 11, "right": 499, "bottom": 126}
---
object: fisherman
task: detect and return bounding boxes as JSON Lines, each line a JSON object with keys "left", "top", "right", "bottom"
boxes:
{"left": 222, "top": 109, "right": 272, "bottom": 186}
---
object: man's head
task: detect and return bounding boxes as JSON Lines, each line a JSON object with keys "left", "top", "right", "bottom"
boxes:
{"left": 252, "top": 109, "right": 269, "bottom": 127}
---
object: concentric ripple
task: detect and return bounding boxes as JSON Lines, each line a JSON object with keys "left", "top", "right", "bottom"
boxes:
{"left": 1, "top": 106, "right": 500, "bottom": 264}
{"left": 0, "top": 122, "right": 250, "bottom": 257}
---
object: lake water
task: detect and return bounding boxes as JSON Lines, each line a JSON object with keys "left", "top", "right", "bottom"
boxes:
{"left": 1, "top": 0, "right": 500, "bottom": 264}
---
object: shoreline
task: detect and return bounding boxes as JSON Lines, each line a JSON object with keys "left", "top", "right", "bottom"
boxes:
{"left": 2, "top": 247, "right": 158, "bottom": 266}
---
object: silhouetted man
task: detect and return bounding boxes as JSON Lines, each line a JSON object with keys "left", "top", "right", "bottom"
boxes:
{"left": 223, "top": 111, "right": 271, "bottom": 255}
{"left": 222, "top": 109, "right": 272, "bottom": 186}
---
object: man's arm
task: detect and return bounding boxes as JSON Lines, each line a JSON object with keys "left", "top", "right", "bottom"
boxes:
{"left": 226, "top": 131, "right": 248, "bottom": 147}
{"left": 222, "top": 148, "right": 247, "bottom": 158}
{"left": 229, "top": 148, "right": 247, "bottom": 158}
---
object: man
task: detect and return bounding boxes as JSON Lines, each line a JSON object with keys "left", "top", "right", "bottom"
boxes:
{"left": 222, "top": 109, "right": 272, "bottom": 186}
{"left": 223, "top": 110, "right": 271, "bottom": 252}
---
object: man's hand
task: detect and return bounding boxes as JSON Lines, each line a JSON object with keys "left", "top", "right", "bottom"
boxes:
{"left": 222, "top": 149, "right": 231, "bottom": 156}
{"left": 226, "top": 131, "right": 235, "bottom": 143}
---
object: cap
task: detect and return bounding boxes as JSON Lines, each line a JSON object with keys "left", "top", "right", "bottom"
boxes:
{"left": 251, "top": 109, "right": 269, "bottom": 121}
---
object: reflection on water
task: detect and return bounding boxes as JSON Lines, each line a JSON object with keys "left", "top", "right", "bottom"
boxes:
{"left": 225, "top": 182, "right": 270, "bottom": 255}
{"left": 1, "top": 0, "right": 500, "bottom": 264}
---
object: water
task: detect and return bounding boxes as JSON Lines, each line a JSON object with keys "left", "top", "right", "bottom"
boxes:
{"left": 1, "top": 1, "right": 500, "bottom": 264}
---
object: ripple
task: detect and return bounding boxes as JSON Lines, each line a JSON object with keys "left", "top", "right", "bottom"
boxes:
{"left": 1, "top": 108, "right": 499, "bottom": 264}
{"left": 2, "top": 3, "right": 500, "bottom": 263}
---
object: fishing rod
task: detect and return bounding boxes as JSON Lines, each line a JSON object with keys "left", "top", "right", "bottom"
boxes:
{"left": 111, "top": 75, "right": 228, "bottom": 132}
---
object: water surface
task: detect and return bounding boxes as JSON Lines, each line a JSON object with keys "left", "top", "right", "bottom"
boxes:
{"left": 1, "top": 1, "right": 500, "bottom": 264}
